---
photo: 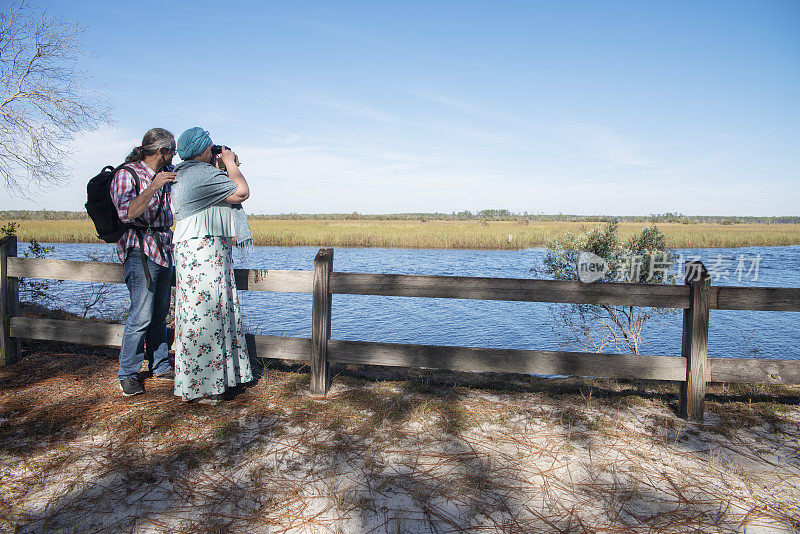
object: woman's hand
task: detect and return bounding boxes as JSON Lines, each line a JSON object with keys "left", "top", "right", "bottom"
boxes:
{"left": 220, "top": 146, "right": 238, "bottom": 168}
{"left": 222, "top": 147, "right": 249, "bottom": 203}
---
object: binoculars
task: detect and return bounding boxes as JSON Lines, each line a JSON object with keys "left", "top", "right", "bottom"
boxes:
{"left": 211, "top": 145, "right": 240, "bottom": 171}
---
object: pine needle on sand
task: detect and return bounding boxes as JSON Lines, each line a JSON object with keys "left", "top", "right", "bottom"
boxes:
{"left": 1, "top": 342, "right": 799, "bottom": 533}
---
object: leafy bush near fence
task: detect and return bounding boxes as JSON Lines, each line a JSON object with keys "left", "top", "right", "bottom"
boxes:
{"left": 540, "top": 221, "right": 677, "bottom": 355}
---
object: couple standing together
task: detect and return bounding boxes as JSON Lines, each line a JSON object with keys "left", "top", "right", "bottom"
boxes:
{"left": 111, "top": 127, "right": 253, "bottom": 404}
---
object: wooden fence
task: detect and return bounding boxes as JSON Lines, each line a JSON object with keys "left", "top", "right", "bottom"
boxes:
{"left": 1, "top": 235, "right": 799, "bottom": 420}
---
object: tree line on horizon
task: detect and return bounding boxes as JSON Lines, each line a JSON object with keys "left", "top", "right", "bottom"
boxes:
{"left": 0, "top": 210, "right": 798, "bottom": 225}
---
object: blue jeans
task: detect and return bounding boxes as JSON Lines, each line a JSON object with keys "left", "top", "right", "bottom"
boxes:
{"left": 118, "top": 249, "right": 174, "bottom": 380}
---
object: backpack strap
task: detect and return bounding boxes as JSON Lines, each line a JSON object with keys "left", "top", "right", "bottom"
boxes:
{"left": 115, "top": 164, "right": 166, "bottom": 285}
{"left": 115, "top": 164, "right": 144, "bottom": 219}
{"left": 146, "top": 167, "right": 169, "bottom": 264}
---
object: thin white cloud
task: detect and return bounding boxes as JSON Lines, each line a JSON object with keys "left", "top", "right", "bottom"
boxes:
{"left": 294, "top": 19, "right": 444, "bottom": 62}
{"left": 2, "top": 123, "right": 795, "bottom": 217}
{"left": 410, "top": 90, "right": 531, "bottom": 130}
{"left": 295, "top": 19, "right": 391, "bottom": 48}
{"left": 655, "top": 132, "right": 766, "bottom": 178}
{"left": 565, "top": 123, "right": 655, "bottom": 168}
{"left": 286, "top": 89, "right": 521, "bottom": 147}
{"left": 236, "top": 143, "right": 481, "bottom": 189}
{"left": 315, "top": 99, "right": 411, "bottom": 126}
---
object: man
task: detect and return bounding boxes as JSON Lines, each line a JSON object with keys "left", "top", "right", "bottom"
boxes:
{"left": 111, "top": 128, "right": 177, "bottom": 396}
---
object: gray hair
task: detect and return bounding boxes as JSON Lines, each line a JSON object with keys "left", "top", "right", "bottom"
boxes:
{"left": 124, "top": 128, "right": 175, "bottom": 164}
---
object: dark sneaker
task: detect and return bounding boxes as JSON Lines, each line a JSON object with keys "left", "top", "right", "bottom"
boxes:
{"left": 153, "top": 369, "right": 175, "bottom": 380}
{"left": 119, "top": 377, "right": 145, "bottom": 396}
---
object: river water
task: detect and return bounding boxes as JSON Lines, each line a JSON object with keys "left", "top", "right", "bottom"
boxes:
{"left": 20, "top": 243, "right": 800, "bottom": 361}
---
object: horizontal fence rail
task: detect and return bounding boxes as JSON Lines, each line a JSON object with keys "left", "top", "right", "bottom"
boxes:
{"left": 327, "top": 339, "right": 687, "bottom": 381}
{"left": 1, "top": 238, "right": 799, "bottom": 420}
{"left": 711, "top": 286, "right": 800, "bottom": 312}
{"left": 7, "top": 258, "right": 314, "bottom": 293}
{"left": 10, "top": 316, "right": 799, "bottom": 385}
{"left": 9, "top": 256, "right": 800, "bottom": 311}
{"left": 9, "top": 317, "right": 311, "bottom": 362}
{"left": 330, "top": 272, "right": 692, "bottom": 308}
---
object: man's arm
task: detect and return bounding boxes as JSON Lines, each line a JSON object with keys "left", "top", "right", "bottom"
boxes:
{"left": 125, "top": 170, "right": 176, "bottom": 220}
{"left": 220, "top": 147, "right": 249, "bottom": 204}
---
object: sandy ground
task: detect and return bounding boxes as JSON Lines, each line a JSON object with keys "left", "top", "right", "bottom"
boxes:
{"left": 1, "top": 342, "right": 799, "bottom": 533}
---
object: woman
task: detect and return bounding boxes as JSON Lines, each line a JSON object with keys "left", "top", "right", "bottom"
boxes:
{"left": 171, "top": 127, "right": 253, "bottom": 404}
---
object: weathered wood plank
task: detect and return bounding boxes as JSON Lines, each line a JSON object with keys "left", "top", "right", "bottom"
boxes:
{"left": 246, "top": 334, "right": 311, "bottom": 361}
{"left": 328, "top": 339, "right": 686, "bottom": 381}
{"left": 311, "top": 249, "right": 333, "bottom": 394}
{"left": 711, "top": 286, "right": 800, "bottom": 312}
{"left": 234, "top": 269, "right": 313, "bottom": 292}
{"left": 680, "top": 262, "right": 710, "bottom": 421}
{"left": 10, "top": 257, "right": 800, "bottom": 311}
{"left": 709, "top": 358, "right": 800, "bottom": 384}
{"left": 1, "top": 236, "right": 20, "bottom": 365}
{"left": 8, "top": 257, "right": 124, "bottom": 283}
{"left": 9, "top": 257, "right": 313, "bottom": 293}
{"left": 10, "top": 317, "right": 310, "bottom": 361}
{"left": 11, "top": 316, "right": 126, "bottom": 345}
{"left": 0, "top": 237, "right": 10, "bottom": 365}
{"left": 331, "top": 272, "right": 691, "bottom": 308}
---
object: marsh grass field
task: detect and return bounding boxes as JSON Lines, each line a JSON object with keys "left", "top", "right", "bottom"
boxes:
{"left": 3, "top": 218, "right": 800, "bottom": 249}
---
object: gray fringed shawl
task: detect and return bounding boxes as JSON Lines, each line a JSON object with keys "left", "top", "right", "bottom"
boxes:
{"left": 172, "top": 160, "right": 253, "bottom": 254}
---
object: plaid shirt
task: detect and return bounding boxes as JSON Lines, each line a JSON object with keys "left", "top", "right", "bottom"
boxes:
{"left": 110, "top": 160, "right": 174, "bottom": 267}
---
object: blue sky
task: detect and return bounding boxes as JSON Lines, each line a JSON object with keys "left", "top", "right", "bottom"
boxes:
{"left": 3, "top": 0, "right": 798, "bottom": 215}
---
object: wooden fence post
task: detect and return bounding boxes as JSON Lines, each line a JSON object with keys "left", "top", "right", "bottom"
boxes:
{"left": 311, "top": 248, "right": 333, "bottom": 394}
{"left": 1, "top": 235, "right": 20, "bottom": 366}
{"left": 679, "top": 260, "right": 710, "bottom": 420}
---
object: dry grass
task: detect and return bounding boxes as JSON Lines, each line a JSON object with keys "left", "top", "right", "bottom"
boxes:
{"left": 1, "top": 343, "right": 799, "bottom": 533}
{"left": 4, "top": 218, "right": 800, "bottom": 249}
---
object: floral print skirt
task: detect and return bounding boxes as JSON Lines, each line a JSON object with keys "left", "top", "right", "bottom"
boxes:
{"left": 174, "top": 235, "right": 253, "bottom": 400}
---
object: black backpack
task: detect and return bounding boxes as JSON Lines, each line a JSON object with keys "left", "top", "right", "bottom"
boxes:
{"left": 85, "top": 164, "right": 140, "bottom": 243}
{"left": 85, "top": 164, "right": 169, "bottom": 284}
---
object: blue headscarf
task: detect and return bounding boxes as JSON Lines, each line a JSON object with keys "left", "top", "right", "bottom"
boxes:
{"left": 177, "top": 127, "right": 212, "bottom": 160}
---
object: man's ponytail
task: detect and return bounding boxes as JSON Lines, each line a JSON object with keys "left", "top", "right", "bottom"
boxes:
{"left": 123, "top": 128, "right": 175, "bottom": 164}
{"left": 124, "top": 146, "right": 146, "bottom": 164}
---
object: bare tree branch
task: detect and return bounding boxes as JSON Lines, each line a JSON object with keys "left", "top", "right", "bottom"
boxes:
{"left": 0, "top": 1, "right": 110, "bottom": 194}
